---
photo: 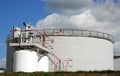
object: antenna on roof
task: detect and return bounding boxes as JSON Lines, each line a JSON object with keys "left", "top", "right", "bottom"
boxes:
{"left": 23, "top": 22, "right": 30, "bottom": 29}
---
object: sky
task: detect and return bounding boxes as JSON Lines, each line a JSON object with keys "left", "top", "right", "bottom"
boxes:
{"left": 0, "top": 0, "right": 50, "bottom": 68}
{"left": 0, "top": 0, "right": 120, "bottom": 69}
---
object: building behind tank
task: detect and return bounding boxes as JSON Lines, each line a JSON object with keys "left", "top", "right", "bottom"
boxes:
{"left": 6, "top": 22, "right": 114, "bottom": 72}
{"left": 114, "top": 52, "right": 120, "bottom": 71}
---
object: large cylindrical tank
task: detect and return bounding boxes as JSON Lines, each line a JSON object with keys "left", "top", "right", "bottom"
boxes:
{"left": 49, "top": 36, "right": 113, "bottom": 71}
{"left": 13, "top": 50, "right": 38, "bottom": 72}
{"left": 38, "top": 56, "right": 49, "bottom": 72}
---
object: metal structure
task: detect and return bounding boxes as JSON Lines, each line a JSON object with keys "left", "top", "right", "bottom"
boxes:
{"left": 6, "top": 22, "right": 114, "bottom": 72}
{"left": 114, "top": 52, "right": 120, "bottom": 71}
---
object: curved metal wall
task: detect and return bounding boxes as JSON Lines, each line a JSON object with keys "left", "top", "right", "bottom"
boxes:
{"left": 50, "top": 36, "right": 113, "bottom": 71}
{"left": 13, "top": 50, "right": 38, "bottom": 72}
{"left": 38, "top": 56, "right": 49, "bottom": 72}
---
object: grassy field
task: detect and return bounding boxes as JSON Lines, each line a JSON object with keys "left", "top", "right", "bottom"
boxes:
{"left": 0, "top": 71, "right": 120, "bottom": 76}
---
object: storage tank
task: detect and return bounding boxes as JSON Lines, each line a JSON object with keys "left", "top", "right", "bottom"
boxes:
{"left": 38, "top": 56, "right": 49, "bottom": 72}
{"left": 13, "top": 50, "right": 38, "bottom": 72}
{"left": 0, "top": 68, "right": 5, "bottom": 73}
{"left": 7, "top": 27, "right": 114, "bottom": 72}
{"left": 45, "top": 29, "right": 114, "bottom": 71}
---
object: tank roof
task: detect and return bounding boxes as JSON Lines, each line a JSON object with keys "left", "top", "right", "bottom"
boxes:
{"left": 25, "top": 29, "right": 114, "bottom": 43}
{"left": 9, "top": 29, "right": 114, "bottom": 43}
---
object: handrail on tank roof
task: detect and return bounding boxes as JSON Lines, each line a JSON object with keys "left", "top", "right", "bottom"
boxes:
{"left": 11, "top": 29, "right": 114, "bottom": 43}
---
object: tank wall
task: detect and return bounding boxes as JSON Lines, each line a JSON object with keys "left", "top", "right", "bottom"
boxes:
{"left": 13, "top": 50, "right": 38, "bottom": 72}
{"left": 50, "top": 36, "right": 113, "bottom": 71}
{"left": 38, "top": 56, "right": 49, "bottom": 72}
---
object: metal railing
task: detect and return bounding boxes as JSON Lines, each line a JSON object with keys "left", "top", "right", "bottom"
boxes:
{"left": 10, "top": 29, "right": 114, "bottom": 43}
{"left": 30, "top": 29, "right": 113, "bottom": 42}
{"left": 114, "top": 52, "right": 120, "bottom": 56}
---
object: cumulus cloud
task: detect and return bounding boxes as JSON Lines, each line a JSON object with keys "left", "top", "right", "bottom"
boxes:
{"left": 92, "top": 0, "right": 120, "bottom": 22}
{"left": 36, "top": 10, "right": 120, "bottom": 38}
{"left": 0, "top": 58, "right": 6, "bottom": 68}
{"left": 44, "top": 0, "right": 92, "bottom": 14}
{"left": 35, "top": 0, "right": 120, "bottom": 51}
{"left": 44, "top": 0, "right": 120, "bottom": 22}
{"left": 114, "top": 41, "right": 120, "bottom": 52}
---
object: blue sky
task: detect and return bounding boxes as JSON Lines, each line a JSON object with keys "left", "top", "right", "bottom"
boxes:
{"left": 0, "top": 0, "right": 50, "bottom": 59}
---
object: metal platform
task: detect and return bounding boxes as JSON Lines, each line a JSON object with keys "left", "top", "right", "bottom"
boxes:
{"left": 9, "top": 43, "right": 51, "bottom": 53}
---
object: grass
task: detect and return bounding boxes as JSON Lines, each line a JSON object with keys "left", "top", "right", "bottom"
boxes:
{"left": 0, "top": 71, "right": 120, "bottom": 76}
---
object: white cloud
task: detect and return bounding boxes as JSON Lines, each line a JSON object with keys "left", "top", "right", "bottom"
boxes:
{"left": 92, "top": 0, "right": 120, "bottom": 22}
{"left": 36, "top": 13, "right": 76, "bottom": 29}
{"left": 44, "top": 0, "right": 92, "bottom": 14}
{"left": 36, "top": 0, "right": 120, "bottom": 51}
{"left": 114, "top": 41, "right": 120, "bottom": 52}
{"left": 36, "top": 10, "right": 119, "bottom": 35}
{"left": 44, "top": 0, "right": 120, "bottom": 22}
{"left": 0, "top": 58, "right": 6, "bottom": 69}
{"left": 35, "top": 10, "right": 120, "bottom": 51}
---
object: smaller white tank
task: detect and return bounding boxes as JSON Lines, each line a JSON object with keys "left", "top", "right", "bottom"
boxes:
{"left": 13, "top": 27, "right": 21, "bottom": 38}
{"left": 38, "top": 56, "right": 49, "bottom": 72}
{"left": 0, "top": 70, "right": 4, "bottom": 73}
{"left": 0, "top": 68, "right": 5, "bottom": 73}
{"left": 13, "top": 50, "right": 38, "bottom": 72}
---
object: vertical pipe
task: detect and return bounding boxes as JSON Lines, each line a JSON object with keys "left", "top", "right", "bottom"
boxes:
{"left": 81, "top": 30, "right": 83, "bottom": 36}
{"left": 13, "top": 26, "right": 15, "bottom": 43}
{"left": 59, "top": 59, "right": 61, "bottom": 71}
{"left": 89, "top": 31, "right": 91, "bottom": 36}
{"left": 19, "top": 32, "right": 22, "bottom": 46}
{"left": 97, "top": 32, "right": 98, "bottom": 37}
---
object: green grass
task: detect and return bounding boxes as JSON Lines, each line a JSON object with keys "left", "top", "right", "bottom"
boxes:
{"left": 0, "top": 71, "right": 120, "bottom": 76}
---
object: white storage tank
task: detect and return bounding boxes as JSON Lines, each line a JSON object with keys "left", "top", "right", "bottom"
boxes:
{"left": 46, "top": 29, "right": 114, "bottom": 71}
{"left": 13, "top": 50, "right": 38, "bottom": 72}
{"left": 0, "top": 68, "right": 5, "bottom": 73}
{"left": 50, "top": 36, "right": 113, "bottom": 71}
{"left": 38, "top": 56, "right": 49, "bottom": 72}
{"left": 7, "top": 28, "right": 114, "bottom": 72}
